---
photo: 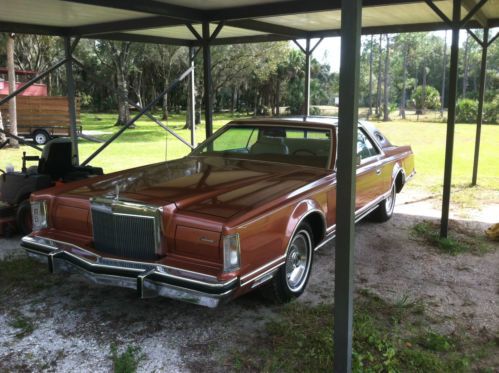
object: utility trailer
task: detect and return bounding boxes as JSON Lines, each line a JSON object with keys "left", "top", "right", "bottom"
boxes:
{"left": 0, "top": 95, "right": 81, "bottom": 145}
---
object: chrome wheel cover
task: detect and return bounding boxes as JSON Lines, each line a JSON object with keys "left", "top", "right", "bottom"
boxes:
{"left": 385, "top": 184, "right": 396, "bottom": 214}
{"left": 285, "top": 230, "right": 312, "bottom": 292}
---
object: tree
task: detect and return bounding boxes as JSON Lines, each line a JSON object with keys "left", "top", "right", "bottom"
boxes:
{"left": 94, "top": 41, "right": 144, "bottom": 126}
{"left": 0, "top": 108, "right": 5, "bottom": 143}
{"left": 7, "top": 33, "right": 18, "bottom": 148}
{"left": 367, "top": 35, "right": 374, "bottom": 119}
{"left": 376, "top": 34, "right": 383, "bottom": 117}
{"left": 462, "top": 34, "right": 470, "bottom": 98}
{"left": 412, "top": 85, "right": 441, "bottom": 111}
{"left": 383, "top": 35, "right": 391, "bottom": 121}
{"left": 440, "top": 30, "right": 447, "bottom": 116}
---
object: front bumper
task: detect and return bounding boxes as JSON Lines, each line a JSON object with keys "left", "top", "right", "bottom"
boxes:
{"left": 21, "top": 235, "right": 238, "bottom": 308}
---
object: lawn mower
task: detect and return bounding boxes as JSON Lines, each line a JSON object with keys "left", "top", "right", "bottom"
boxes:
{"left": 0, "top": 138, "right": 103, "bottom": 236}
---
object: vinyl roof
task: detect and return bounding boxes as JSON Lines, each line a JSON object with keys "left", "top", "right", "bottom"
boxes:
{"left": 0, "top": 0, "right": 497, "bottom": 45}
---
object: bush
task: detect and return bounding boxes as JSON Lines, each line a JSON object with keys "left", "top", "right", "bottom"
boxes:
{"left": 412, "top": 85, "right": 441, "bottom": 111}
{"left": 483, "top": 95, "right": 499, "bottom": 124}
{"left": 455, "top": 97, "right": 498, "bottom": 124}
{"left": 456, "top": 99, "right": 477, "bottom": 123}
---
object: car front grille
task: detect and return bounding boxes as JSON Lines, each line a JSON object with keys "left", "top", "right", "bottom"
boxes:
{"left": 91, "top": 198, "right": 160, "bottom": 261}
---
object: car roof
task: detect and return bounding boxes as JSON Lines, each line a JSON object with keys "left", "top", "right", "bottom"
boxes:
{"left": 228, "top": 116, "right": 339, "bottom": 127}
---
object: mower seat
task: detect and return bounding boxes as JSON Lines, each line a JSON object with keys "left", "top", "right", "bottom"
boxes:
{"left": 38, "top": 138, "right": 103, "bottom": 182}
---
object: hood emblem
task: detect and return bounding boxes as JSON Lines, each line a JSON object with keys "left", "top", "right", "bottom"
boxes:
{"left": 114, "top": 184, "right": 120, "bottom": 201}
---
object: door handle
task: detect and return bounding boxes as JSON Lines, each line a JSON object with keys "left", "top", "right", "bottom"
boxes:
{"left": 375, "top": 169, "right": 381, "bottom": 175}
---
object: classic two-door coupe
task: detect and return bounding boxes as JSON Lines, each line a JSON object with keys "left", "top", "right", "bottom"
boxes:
{"left": 22, "top": 118, "right": 414, "bottom": 307}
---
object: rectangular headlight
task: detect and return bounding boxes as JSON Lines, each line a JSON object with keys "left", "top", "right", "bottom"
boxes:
{"left": 223, "top": 234, "right": 240, "bottom": 272}
{"left": 31, "top": 201, "right": 48, "bottom": 231}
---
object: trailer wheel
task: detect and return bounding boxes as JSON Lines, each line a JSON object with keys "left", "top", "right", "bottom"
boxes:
{"left": 33, "top": 130, "right": 50, "bottom": 145}
{"left": 16, "top": 199, "right": 33, "bottom": 235}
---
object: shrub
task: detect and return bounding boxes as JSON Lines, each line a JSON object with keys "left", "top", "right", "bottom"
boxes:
{"left": 456, "top": 99, "right": 477, "bottom": 123}
{"left": 412, "top": 85, "right": 441, "bottom": 111}
{"left": 483, "top": 95, "right": 499, "bottom": 124}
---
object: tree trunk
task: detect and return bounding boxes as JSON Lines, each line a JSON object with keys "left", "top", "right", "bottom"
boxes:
{"left": 253, "top": 91, "right": 258, "bottom": 116}
{"left": 421, "top": 66, "right": 427, "bottom": 114}
{"left": 440, "top": 30, "right": 447, "bottom": 116}
{"left": 275, "top": 79, "right": 280, "bottom": 116}
{"left": 0, "top": 110, "right": 5, "bottom": 143}
{"left": 7, "top": 34, "right": 19, "bottom": 148}
{"left": 376, "top": 34, "right": 383, "bottom": 117}
{"left": 462, "top": 34, "right": 470, "bottom": 98}
{"left": 367, "top": 35, "right": 374, "bottom": 119}
{"left": 383, "top": 35, "right": 390, "bottom": 122}
{"left": 162, "top": 90, "right": 169, "bottom": 120}
{"left": 230, "top": 86, "right": 236, "bottom": 114}
{"left": 115, "top": 67, "right": 130, "bottom": 126}
{"left": 400, "top": 44, "right": 408, "bottom": 119}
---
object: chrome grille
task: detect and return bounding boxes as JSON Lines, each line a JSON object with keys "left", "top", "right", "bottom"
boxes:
{"left": 91, "top": 198, "right": 160, "bottom": 261}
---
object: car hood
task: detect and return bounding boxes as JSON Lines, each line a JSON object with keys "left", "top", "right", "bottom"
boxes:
{"left": 64, "top": 156, "right": 330, "bottom": 219}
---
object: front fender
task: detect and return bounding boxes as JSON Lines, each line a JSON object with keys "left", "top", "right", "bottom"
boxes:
{"left": 282, "top": 199, "right": 325, "bottom": 254}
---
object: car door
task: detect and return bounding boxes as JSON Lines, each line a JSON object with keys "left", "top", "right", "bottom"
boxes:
{"left": 355, "top": 128, "right": 384, "bottom": 212}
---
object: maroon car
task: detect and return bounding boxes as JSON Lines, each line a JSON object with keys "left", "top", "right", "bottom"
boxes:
{"left": 22, "top": 118, "right": 415, "bottom": 307}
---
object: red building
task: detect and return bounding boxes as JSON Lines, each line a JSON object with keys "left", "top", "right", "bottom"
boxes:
{"left": 0, "top": 68, "right": 47, "bottom": 96}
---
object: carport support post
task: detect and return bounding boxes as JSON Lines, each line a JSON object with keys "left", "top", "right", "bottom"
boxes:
{"left": 334, "top": 0, "right": 361, "bottom": 372}
{"left": 189, "top": 46, "right": 196, "bottom": 146}
{"left": 304, "top": 37, "right": 311, "bottom": 116}
{"left": 440, "top": 0, "right": 461, "bottom": 238}
{"left": 64, "top": 36, "right": 79, "bottom": 165}
{"left": 471, "top": 27, "right": 488, "bottom": 186}
{"left": 202, "top": 22, "right": 213, "bottom": 138}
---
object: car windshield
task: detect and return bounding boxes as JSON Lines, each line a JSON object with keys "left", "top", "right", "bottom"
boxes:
{"left": 191, "top": 125, "right": 332, "bottom": 168}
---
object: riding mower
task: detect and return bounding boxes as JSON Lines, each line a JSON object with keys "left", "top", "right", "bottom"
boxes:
{"left": 0, "top": 138, "right": 103, "bottom": 236}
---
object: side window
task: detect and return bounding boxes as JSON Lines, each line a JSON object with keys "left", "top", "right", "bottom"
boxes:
{"left": 357, "top": 129, "right": 379, "bottom": 161}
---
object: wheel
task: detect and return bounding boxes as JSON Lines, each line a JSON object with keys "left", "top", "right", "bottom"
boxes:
{"left": 16, "top": 199, "right": 33, "bottom": 235}
{"left": 33, "top": 130, "right": 50, "bottom": 145}
{"left": 370, "top": 183, "right": 396, "bottom": 222}
{"left": 263, "top": 222, "right": 314, "bottom": 303}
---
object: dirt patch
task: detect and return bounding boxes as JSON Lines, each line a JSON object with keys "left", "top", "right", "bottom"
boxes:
{"left": 0, "top": 191, "right": 498, "bottom": 371}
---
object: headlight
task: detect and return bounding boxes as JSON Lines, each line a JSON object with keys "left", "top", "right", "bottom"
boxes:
{"left": 31, "top": 201, "right": 48, "bottom": 231}
{"left": 223, "top": 234, "right": 240, "bottom": 272}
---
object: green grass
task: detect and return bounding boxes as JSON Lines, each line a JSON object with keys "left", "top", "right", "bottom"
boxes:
{"left": 0, "top": 257, "right": 64, "bottom": 297}
{"left": 8, "top": 313, "right": 35, "bottom": 339}
{"left": 1, "top": 112, "right": 498, "bottom": 193}
{"left": 411, "top": 220, "right": 496, "bottom": 255}
{"left": 229, "top": 290, "right": 496, "bottom": 372}
{"left": 372, "top": 119, "right": 499, "bottom": 191}
{"left": 0, "top": 112, "right": 246, "bottom": 174}
{"left": 110, "top": 344, "right": 144, "bottom": 373}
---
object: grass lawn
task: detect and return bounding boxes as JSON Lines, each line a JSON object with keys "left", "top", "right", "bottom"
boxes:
{"left": 1, "top": 112, "right": 497, "bottom": 192}
{"left": 230, "top": 290, "right": 498, "bottom": 372}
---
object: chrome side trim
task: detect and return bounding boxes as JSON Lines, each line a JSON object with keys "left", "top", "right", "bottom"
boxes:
{"left": 315, "top": 232, "right": 335, "bottom": 251}
{"left": 240, "top": 255, "right": 285, "bottom": 282}
{"left": 405, "top": 169, "right": 416, "bottom": 182}
{"left": 241, "top": 261, "right": 282, "bottom": 288}
{"left": 251, "top": 272, "right": 276, "bottom": 289}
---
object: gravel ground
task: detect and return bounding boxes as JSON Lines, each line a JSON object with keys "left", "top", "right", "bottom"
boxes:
{"left": 0, "top": 188, "right": 498, "bottom": 372}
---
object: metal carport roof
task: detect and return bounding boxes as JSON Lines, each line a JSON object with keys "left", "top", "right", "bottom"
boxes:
{"left": 0, "top": 0, "right": 498, "bottom": 44}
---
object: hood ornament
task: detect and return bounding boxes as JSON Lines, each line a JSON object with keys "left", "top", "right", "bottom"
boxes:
{"left": 114, "top": 184, "right": 120, "bottom": 201}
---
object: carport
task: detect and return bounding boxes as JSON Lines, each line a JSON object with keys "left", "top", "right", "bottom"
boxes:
{"left": 0, "top": 1, "right": 498, "bottom": 371}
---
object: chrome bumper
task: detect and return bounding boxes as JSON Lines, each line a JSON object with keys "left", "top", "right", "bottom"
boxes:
{"left": 21, "top": 236, "right": 238, "bottom": 308}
